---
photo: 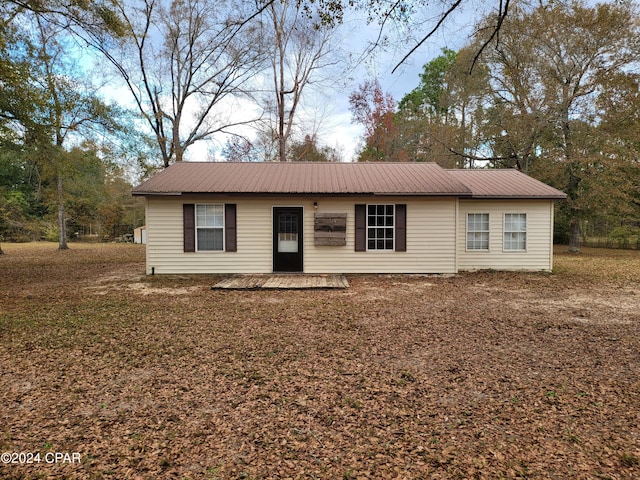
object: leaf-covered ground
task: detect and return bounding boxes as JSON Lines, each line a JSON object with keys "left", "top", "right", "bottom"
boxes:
{"left": 1, "top": 243, "right": 639, "bottom": 479}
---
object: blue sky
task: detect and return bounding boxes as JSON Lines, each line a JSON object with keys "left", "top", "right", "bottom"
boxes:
{"left": 174, "top": 1, "right": 486, "bottom": 162}
{"left": 94, "top": 1, "right": 483, "bottom": 163}
{"left": 298, "top": 1, "right": 483, "bottom": 161}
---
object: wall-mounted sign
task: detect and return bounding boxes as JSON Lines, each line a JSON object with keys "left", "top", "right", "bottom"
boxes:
{"left": 314, "top": 213, "right": 347, "bottom": 246}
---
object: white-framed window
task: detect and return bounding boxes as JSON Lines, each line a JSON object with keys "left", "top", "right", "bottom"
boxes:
{"left": 467, "top": 213, "right": 489, "bottom": 251}
{"left": 367, "top": 204, "right": 394, "bottom": 250}
{"left": 196, "top": 204, "right": 224, "bottom": 251}
{"left": 504, "top": 213, "right": 527, "bottom": 251}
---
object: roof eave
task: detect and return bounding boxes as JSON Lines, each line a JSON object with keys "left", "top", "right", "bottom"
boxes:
{"left": 133, "top": 190, "right": 474, "bottom": 197}
{"left": 371, "top": 191, "right": 472, "bottom": 196}
{"left": 468, "top": 195, "right": 567, "bottom": 200}
{"left": 132, "top": 191, "right": 183, "bottom": 196}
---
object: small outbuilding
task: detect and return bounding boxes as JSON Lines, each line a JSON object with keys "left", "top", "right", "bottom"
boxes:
{"left": 133, "top": 226, "right": 147, "bottom": 244}
{"left": 132, "top": 162, "right": 566, "bottom": 275}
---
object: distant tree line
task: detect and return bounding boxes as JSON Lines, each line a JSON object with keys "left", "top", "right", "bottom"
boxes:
{"left": 0, "top": 0, "right": 354, "bottom": 250}
{"left": 1, "top": 0, "right": 638, "bottom": 252}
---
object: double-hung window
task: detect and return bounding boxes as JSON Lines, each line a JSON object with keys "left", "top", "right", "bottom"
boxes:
{"left": 467, "top": 213, "right": 489, "bottom": 251}
{"left": 367, "top": 204, "right": 394, "bottom": 250}
{"left": 196, "top": 204, "right": 224, "bottom": 251}
{"left": 504, "top": 213, "right": 527, "bottom": 251}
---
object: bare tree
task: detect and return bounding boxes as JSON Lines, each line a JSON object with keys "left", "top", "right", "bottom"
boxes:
{"left": 103, "top": 0, "right": 269, "bottom": 167}
{"left": 263, "top": 0, "right": 341, "bottom": 162}
{"left": 295, "top": 0, "right": 512, "bottom": 72}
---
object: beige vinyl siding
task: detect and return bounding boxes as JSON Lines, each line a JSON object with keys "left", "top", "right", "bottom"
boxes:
{"left": 456, "top": 199, "right": 554, "bottom": 272}
{"left": 306, "top": 197, "right": 457, "bottom": 273}
{"left": 145, "top": 195, "right": 458, "bottom": 274}
{"left": 146, "top": 196, "right": 272, "bottom": 274}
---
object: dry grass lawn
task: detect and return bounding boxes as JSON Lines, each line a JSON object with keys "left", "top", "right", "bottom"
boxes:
{"left": 1, "top": 243, "right": 639, "bottom": 479}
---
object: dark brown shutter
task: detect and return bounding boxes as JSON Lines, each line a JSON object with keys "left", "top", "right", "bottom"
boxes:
{"left": 225, "top": 203, "right": 237, "bottom": 252}
{"left": 183, "top": 204, "right": 195, "bottom": 252}
{"left": 395, "top": 204, "right": 406, "bottom": 252}
{"left": 355, "top": 204, "right": 366, "bottom": 252}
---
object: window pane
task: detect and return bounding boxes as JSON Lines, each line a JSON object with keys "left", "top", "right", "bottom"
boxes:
{"left": 196, "top": 206, "right": 207, "bottom": 226}
{"left": 197, "top": 204, "right": 223, "bottom": 227}
{"left": 197, "top": 228, "right": 223, "bottom": 251}
{"left": 278, "top": 232, "right": 298, "bottom": 252}
{"left": 279, "top": 212, "right": 298, "bottom": 234}
{"left": 505, "top": 213, "right": 526, "bottom": 232}
{"left": 467, "top": 213, "right": 489, "bottom": 250}
{"left": 467, "top": 232, "right": 488, "bottom": 250}
{"left": 480, "top": 233, "right": 489, "bottom": 249}
{"left": 366, "top": 204, "right": 394, "bottom": 250}
{"left": 504, "top": 214, "right": 526, "bottom": 250}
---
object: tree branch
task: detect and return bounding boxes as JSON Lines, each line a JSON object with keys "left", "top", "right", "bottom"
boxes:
{"left": 392, "top": 0, "right": 463, "bottom": 74}
{"left": 470, "top": 0, "right": 511, "bottom": 72}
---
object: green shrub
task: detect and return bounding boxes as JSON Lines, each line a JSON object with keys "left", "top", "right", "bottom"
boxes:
{"left": 609, "top": 225, "right": 640, "bottom": 240}
{"left": 43, "top": 223, "right": 59, "bottom": 242}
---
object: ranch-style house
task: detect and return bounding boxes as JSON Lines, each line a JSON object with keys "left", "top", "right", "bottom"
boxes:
{"left": 132, "top": 162, "right": 566, "bottom": 274}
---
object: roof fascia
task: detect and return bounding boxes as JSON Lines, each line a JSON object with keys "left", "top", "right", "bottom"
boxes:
{"left": 133, "top": 191, "right": 473, "bottom": 198}
{"left": 463, "top": 195, "right": 567, "bottom": 200}
{"left": 131, "top": 192, "right": 182, "bottom": 196}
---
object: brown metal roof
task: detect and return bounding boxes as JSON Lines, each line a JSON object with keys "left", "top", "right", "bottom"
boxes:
{"left": 447, "top": 169, "right": 567, "bottom": 199}
{"left": 132, "top": 162, "right": 566, "bottom": 199}
{"left": 133, "top": 162, "right": 473, "bottom": 196}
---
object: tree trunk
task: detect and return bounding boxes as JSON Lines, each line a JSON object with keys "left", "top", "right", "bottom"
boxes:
{"left": 173, "top": 120, "right": 183, "bottom": 163}
{"left": 278, "top": 88, "right": 286, "bottom": 162}
{"left": 174, "top": 145, "right": 184, "bottom": 163}
{"left": 568, "top": 216, "right": 580, "bottom": 253}
{"left": 0, "top": 243, "right": 4, "bottom": 255}
{"left": 57, "top": 174, "right": 69, "bottom": 250}
{"left": 566, "top": 163, "right": 582, "bottom": 254}
{"left": 561, "top": 103, "right": 581, "bottom": 254}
